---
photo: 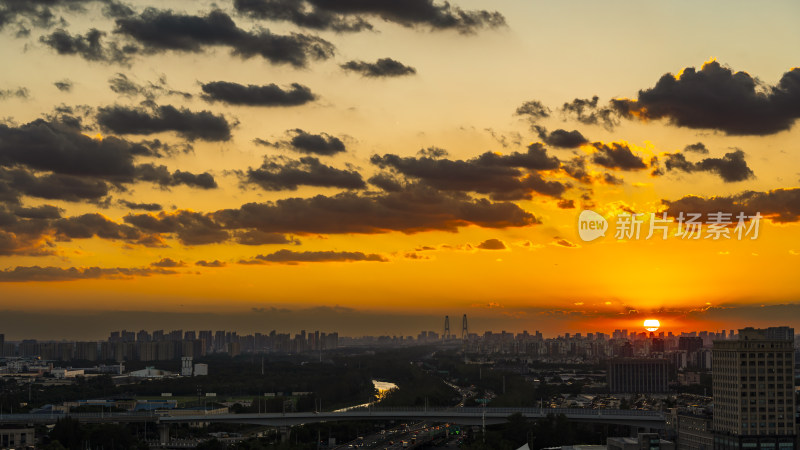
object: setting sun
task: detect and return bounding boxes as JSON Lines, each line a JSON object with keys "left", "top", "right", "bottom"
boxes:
{"left": 643, "top": 319, "right": 661, "bottom": 332}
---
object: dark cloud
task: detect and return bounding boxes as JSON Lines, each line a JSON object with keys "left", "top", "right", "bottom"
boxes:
{"left": 255, "top": 129, "right": 345, "bottom": 155}
{"left": 233, "top": 0, "right": 372, "bottom": 32}
{"left": 234, "top": 229, "right": 297, "bottom": 246}
{"left": 195, "top": 259, "right": 226, "bottom": 267}
{"left": 662, "top": 188, "right": 800, "bottom": 224}
{"left": 115, "top": 8, "right": 335, "bottom": 67}
{"left": 612, "top": 60, "right": 800, "bottom": 135}
{"left": 116, "top": 187, "right": 538, "bottom": 244}
{"left": 0, "top": 265, "right": 177, "bottom": 282}
{"left": 232, "top": 0, "right": 504, "bottom": 34}
{"left": 459, "top": 144, "right": 563, "bottom": 170}
{"left": 0, "top": 206, "right": 55, "bottom": 256}
{"left": 324, "top": 0, "right": 506, "bottom": 34}
{"left": 134, "top": 163, "right": 218, "bottom": 189}
{"left": 119, "top": 200, "right": 162, "bottom": 211}
{"left": 0, "top": 0, "right": 58, "bottom": 30}
{"left": 53, "top": 213, "right": 141, "bottom": 241}
{"left": 0, "top": 229, "right": 53, "bottom": 256}
{"left": 96, "top": 104, "right": 232, "bottom": 141}
{"left": 533, "top": 126, "right": 588, "bottom": 148}
{"left": 43, "top": 104, "right": 93, "bottom": 131}
{"left": 12, "top": 205, "right": 62, "bottom": 220}
{"left": 695, "top": 150, "right": 754, "bottom": 182}
{"left": 370, "top": 144, "right": 566, "bottom": 200}
{"left": 0, "top": 86, "right": 28, "bottom": 99}
{"left": 341, "top": 58, "right": 416, "bottom": 77}
{"left": 417, "top": 147, "right": 448, "bottom": 158}
{"left": 561, "top": 156, "right": 590, "bottom": 183}
{"left": 403, "top": 251, "right": 430, "bottom": 260}
{"left": 476, "top": 238, "right": 506, "bottom": 250}
{"left": 591, "top": 142, "right": 648, "bottom": 171}
{"left": 40, "top": 28, "right": 137, "bottom": 64}
{"left": 305, "top": 0, "right": 505, "bottom": 33}
{"left": 201, "top": 81, "right": 315, "bottom": 107}
{"left": 134, "top": 139, "right": 193, "bottom": 158}
{"left": 684, "top": 142, "right": 709, "bottom": 154}
{"left": 515, "top": 100, "right": 550, "bottom": 121}
{"left": 557, "top": 199, "right": 575, "bottom": 209}
{"left": 0, "top": 119, "right": 144, "bottom": 177}
{"left": 212, "top": 185, "right": 539, "bottom": 235}
{"left": 0, "top": 167, "right": 110, "bottom": 203}
{"left": 246, "top": 156, "right": 365, "bottom": 191}
{"left": 484, "top": 129, "right": 522, "bottom": 149}
{"left": 602, "top": 173, "right": 624, "bottom": 185}
{"left": 108, "top": 72, "right": 141, "bottom": 96}
{"left": 123, "top": 210, "right": 229, "bottom": 245}
{"left": 53, "top": 79, "right": 73, "bottom": 92}
{"left": 560, "top": 96, "right": 619, "bottom": 130}
{"left": 553, "top": 237, "right": 578, "bottom": 248}
{"left": 662, "top": 149, "right": 754, "bottom": 182}
{"left": 0, "top": 206, "right": 171, "bottom": 255}
{"left": 102, "top": 1, "right": 134, "bottom": 18}
{"left": 0, "top": 0, "right": 135, "bottom": 32}
{"left": 109, "top": 73, "right": 192, "bottom": 101}
{"left": 150, "top": 257, "right": 186, "bottom": 268}
{"left": 252, "top": 249, "right": 387, "bottom": 264}
{"left": 367, "top": 173, "right": 403, "bottom": 192}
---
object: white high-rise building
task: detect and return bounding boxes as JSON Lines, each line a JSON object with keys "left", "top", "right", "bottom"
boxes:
{"left": 181, "top": 356, "right": 193, "bottom": 376}
{"left": 712, "top": 327, "right": 795, "bottom": 450}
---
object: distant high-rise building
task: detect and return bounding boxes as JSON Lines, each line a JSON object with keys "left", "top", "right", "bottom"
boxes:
{"left": 214, "top": 331, "right": 225, "bottom": 352}
{"left": 181, "top": 356, "right": 193, "bottom": 376}
{"left": 199, "top": 330, "right": 212, "bottom": 352}
{"left": 121, "top": 330, "right": 135, "bottom": 342}
{"left": 0, "top": 333, "right": 4, "bottom": 357}
{"left": 651, "top": 338, "right": 665, "bottom": 354}
{"left": 75, "top": 342, "right": 98, "bottom": 361}
{"left": 712, "top": 327, "right": 796, "bottom": 450}
{"left": 620, "top": 341, "right": 634, "bottom": 357}
{"left": 607, "top": 358, "right": 670, "bottom": 393}
{"left": 679, "top": 337, "right": 704, "bottom": 353}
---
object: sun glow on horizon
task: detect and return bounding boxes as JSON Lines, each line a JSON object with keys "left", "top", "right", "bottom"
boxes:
{"left": 644, "top": 319, "right": 661, "bottom": 332}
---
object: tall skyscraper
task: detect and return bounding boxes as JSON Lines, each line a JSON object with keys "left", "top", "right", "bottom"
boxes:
{"left": 712, "top": 327, "right": 796, "bottom": 450}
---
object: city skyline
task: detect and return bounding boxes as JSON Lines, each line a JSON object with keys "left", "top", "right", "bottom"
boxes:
{"left": 0, "top": 310, "right": 794, "bottom": 341}
{"left": 1, "top": 1, "right": 800, "bottom": 335}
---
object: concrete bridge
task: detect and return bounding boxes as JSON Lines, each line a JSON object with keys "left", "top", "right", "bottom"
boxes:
{"left": 0, "top": 407, "right": 666, "bottom": 429}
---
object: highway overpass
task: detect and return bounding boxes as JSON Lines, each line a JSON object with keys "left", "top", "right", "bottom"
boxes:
{"left": 0, "top": 407, "right": 666, "bottom": 429}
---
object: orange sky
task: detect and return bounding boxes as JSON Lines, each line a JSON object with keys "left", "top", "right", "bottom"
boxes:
{"left": 1, "top": 0, "right": 800, "bottom": 338}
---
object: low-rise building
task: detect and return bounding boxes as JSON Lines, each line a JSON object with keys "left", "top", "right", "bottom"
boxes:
{"left": 194, "top": 363, "right": 208, "bottom": 376}
{"left": 608, "top": 433, "right": 675, "bottom": 450}
{"left": 0, "top": 427, "right": 34, "bottom": 449}
{"left": 677, "top": 410, "right": 713, "bottom": 450}
{"left": 52, "top": 368, "right": 85, "bottom": 378}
